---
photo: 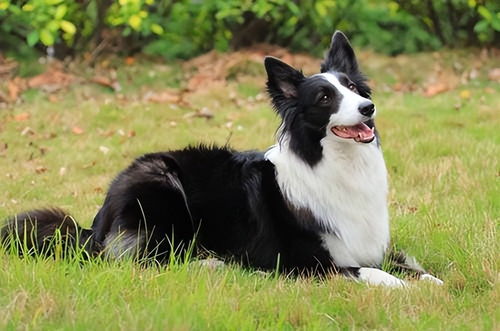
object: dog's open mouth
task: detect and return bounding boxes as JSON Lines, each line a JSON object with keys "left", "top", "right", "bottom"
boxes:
{"left": 331, "top": 122, "right": 375, "bottom": 143}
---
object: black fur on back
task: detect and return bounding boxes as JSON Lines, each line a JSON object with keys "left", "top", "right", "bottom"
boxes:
{"left": 1, "top": 146, "right": 338, "bottom": 275}
{"left": 90, "top": 146, "right": 336, "bottom": 274}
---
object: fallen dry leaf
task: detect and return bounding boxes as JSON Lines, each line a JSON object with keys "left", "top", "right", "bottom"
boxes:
{"left": 35, "top": 166, "right": 47, "bottom": 174}
{"left": 187, "top": 73, "right": 215, "bottom": 91}
{"left": 196, "top": 107, "right": 214, "bottom": 119}
{"left": 424, "top": 83, "right": 450, "bottom": 97}
{"left": 7, "top": 79, "right": 22, "bottom": 101}
{"left": 0, "top": 90, "right": 8, "bottom": 103}
{"left": 99, "top": 146, "right": 110, "bottom": 154}
{"left": 0, "top": 142, "right": 7, "bottom": 156}
{"left": 14, "top": 113, "right": 30, "bottom": 121}
{"left": 82, "top": 161, "right": 96, "bottom": 169}
{"left": 3, "top": 64, "right": 75, "bottom": 102}
{"left": 182, "top": 45, "right": 319, "bottom": 96}
{"left": 28, "top": 68, "right": 75, "bottom": 92}
{"left": 143, "top": 90, "right": 181, "bottom": 104}
{"left": 39, "top": 146, "right": 48, "bottom": 155}
{"left": 20, "top": 127, "right": 35, "bottom": 136}
{"left": 48, "top": 94, "right": 59, "bottom": 103}
{"left": 488, "top": 68, "right": 500, "bottom": 81}
{"left": 468, "top": 69, "right": 479, "bottom": 80}
{"left": 59, "top": 167, "right": 67, "bottom": 176}
{"left": 98, "top": 129, "right": 115, "bottom": 137}
{"left": 0, "top": 55, "right": 18, "bottom": 79}
{"left": 125, "top": 57, "right": 135, "bottom": 65}
{"left": 91, "top": 76, "right": 121, "bottom": 92}
{"left": 72, "top": 126, "right": 84, "bottom": 135}
{"left": 459, "top": 90, "right": 471, "bottom": 100}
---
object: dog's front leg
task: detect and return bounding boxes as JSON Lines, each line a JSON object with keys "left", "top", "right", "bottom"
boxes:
{"left": 340, "top": 267, "right": 406, "bottom": 287}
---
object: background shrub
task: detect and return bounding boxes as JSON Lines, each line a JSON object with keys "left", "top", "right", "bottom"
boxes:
{"left": 0, "top": 0, "right": 498, "bottom": 59}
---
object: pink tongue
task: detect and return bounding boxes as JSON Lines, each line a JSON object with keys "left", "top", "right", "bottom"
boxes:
{"left": 332, "top": 123, "right": 374, "bottom": 142}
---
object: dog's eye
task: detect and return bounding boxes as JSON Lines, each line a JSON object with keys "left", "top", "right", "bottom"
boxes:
{"left": 318, "top": 94, "right": 331, "bottom": 104}
{"left": 348, "top": 83, "right": 358, "bottom": 92}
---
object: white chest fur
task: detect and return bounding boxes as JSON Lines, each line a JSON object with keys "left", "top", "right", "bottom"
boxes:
{"left": 265, "top": 136, "right": 390, "bottom": 267}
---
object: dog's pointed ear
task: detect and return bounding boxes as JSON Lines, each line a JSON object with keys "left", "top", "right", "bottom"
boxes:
{"left": 265, "top": 56, "right": 304, "bottom": 100}
{"left": 321, "top": 31, "right": 359, "bottom": 74}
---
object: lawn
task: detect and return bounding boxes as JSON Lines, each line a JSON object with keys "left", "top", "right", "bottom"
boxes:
{"left": 0, "top": 48, "right": 498, "bottom": 330}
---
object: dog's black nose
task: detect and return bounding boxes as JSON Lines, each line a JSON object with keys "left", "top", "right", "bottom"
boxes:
{"left": 359, "top": 101, "right": 375, "bottom": 117}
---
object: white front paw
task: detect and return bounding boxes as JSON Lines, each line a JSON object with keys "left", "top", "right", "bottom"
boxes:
{"left": 419, "top": 273, "right": 444, "bottom": 285}
{"left": 358, "top": 268, "right": 407, "bottom": 288}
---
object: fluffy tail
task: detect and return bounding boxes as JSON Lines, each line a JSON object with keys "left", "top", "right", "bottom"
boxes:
{"left": 0, "top": 208, "right": 99, "bottom": 258}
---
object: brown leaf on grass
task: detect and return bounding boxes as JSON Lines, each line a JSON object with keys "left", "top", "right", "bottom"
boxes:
{"left": 35, "top": 166, "right": 47, "bottom": 174}
{"left": 0, "top": 90, "right": 8, "bottom": 103}
{"left": 20, "top": 127, "right": 35, "bottom": 136}
{"left": 91, "top": 75, "right": 121, "bottom": 92}
{"left": 392, "top": 82, "right": 415, "bottom": 93}
{"left": 39, "top": 146, "right": 48, "bottom": 155}
{"left": 98, "top": 129, "right": 115, "bottom": 137}
{"left": 28, "top": 68, "right": 76, "bottom": 92}
{"left": 99, "top": 146, "right": 110, "bottom": 154}
{"left": 82, "top": 161, "right": 96, "bottom": 169}
{"left": 48, "top": 94, "right": 59, "bottom": 103}
{"left": 196, "top": 107, "right": 214, "bottom": 119}
{"left": 59, "top": 167, "right": 67, "bottom": 176}
{"left": 143, "top": 90, "right": 181, "bottom": 104}
{"left": 182, "top": 45, "right": 319, "bottom": 95}
{"left": 72, "top": 126, "right": 84, "bottom": 135}
{"left": 184, "top": 108, "right": 214, "bottom": 119}
{"left": 125, "top": 57, "right": 135, "bottom": 65}
{"left": 0, "top": 142, "right": 7, "bottom": 156}
{"left": 187, "top": 74, "right": 214, "bottom": 91}
{"left": 0, "top": 55, "right": 18, "bottom": 79}
{"left": 14, "top": 112, "right": 30, "bottom": 121}
{"left": 488, "top": 68, "right": 500, "bottom": 81}
{"left": 7, "top": 79, "right": 23, "bottom": 101}
{"left": 424, "top": 82, "right": 450, "bottom": 97}
{"left": 3, "top": 63, "right": 75, "bottom": 102}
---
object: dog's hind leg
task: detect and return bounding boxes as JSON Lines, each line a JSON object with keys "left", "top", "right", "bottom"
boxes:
{"left": 93, "top": 153, "right": 197, "bottom": 262}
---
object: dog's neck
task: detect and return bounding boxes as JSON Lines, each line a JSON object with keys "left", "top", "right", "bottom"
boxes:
{"left": 265, "top": 134, "right": 390, "bottom": 267}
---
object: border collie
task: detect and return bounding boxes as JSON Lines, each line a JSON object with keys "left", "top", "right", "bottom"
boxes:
{"left": 1, "top": 31, "right": 442, "bottom": 287}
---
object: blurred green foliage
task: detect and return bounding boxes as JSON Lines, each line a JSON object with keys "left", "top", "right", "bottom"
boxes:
{"left": 0, "top": 0, "right": 498, "bottom": 59}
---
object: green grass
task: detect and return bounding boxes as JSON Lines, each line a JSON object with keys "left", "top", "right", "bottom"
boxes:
{"left": 0, "top": 49, "right": 499, "bottom": 329}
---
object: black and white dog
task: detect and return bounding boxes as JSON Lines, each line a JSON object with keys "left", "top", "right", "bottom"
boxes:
{"left": 2, "top": 32, "right": 442, "bottom": 286}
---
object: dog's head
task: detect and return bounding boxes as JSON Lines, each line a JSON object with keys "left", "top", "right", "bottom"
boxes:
{"left": 265, "top": 31, "right": 377, "bottom": 165}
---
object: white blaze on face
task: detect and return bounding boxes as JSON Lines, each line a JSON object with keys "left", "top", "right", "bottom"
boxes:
{"left": 317, "top": 73, "right": 375, "bottom": 127}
